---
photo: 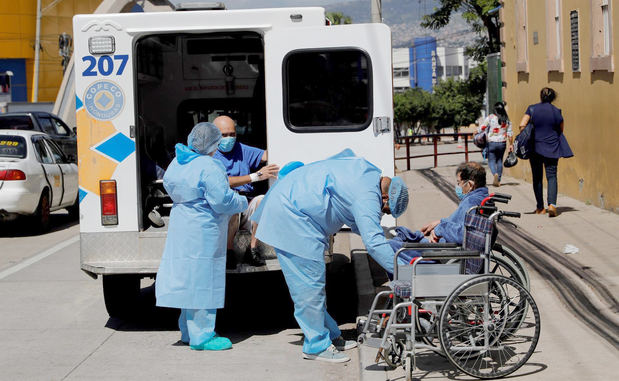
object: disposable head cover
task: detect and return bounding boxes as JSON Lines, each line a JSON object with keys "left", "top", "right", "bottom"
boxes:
{"left": 279, "top": 161, "right": 304, "bottom": 178}
{"left": 187, "top": 122, "right": 222, "bottom": 155}
{"left": 388, "top": 176, "right": 409, "bottom": 218}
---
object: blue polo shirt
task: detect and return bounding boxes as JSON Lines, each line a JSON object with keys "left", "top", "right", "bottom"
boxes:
{"left": 213, "top": 142, "right": 264, "bottom": 194}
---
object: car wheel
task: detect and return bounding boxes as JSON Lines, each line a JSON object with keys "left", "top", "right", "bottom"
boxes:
{"left": 102, "top": 274, "right": 141, "bottom": 319}
{"left": 35, "top": 191, "right": 51, "bottom": 233}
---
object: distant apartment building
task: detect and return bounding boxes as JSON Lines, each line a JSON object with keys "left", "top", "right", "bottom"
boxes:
{"left": 501, "top": 0, "right": 618, "bottom": 212}
{"left": 392, "top": 36, "right": 477, "bottom": 93}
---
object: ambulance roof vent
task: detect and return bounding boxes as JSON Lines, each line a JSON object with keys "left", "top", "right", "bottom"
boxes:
{"left": 170, "top": 2, "right": 226, "bottom": 11}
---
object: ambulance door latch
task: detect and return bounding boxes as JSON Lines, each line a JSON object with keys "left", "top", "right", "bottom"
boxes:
{"left": 373, "top": 117, "right": 390, "bottom": 136}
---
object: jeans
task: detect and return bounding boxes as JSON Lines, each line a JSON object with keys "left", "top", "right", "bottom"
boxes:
{"left": 530, "top": 154, "right": 558, "bottom": 210}
{"left": 487, "top": 142, "right": 507, "bottom": 180}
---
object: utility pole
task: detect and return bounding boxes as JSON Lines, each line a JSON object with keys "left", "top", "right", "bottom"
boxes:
{"left": 371, "top": 0, "right": 382, "bottom": 23}
{"left": 33, "top": 0, "right": 41, "bottom": 102}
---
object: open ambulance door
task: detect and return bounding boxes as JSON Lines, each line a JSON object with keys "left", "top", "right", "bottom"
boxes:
{"left": 264, "top": 23, "right": 396, "bottom": 224}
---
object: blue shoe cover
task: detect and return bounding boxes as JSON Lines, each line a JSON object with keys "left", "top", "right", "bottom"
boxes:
{"left": 190, "top": 336, "right": 232, "bottom": 351}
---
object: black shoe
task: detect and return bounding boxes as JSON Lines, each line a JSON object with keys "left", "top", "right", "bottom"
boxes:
{"left": 226, "top": 250, "right": 237, "bottom": 270}
{"left": 244, "top": 247, "right": 266, "bottom": 267}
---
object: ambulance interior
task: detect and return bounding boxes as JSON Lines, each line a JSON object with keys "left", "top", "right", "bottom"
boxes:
{"left": 135, "top": 31, "right": 371, "bottom": 230}
{"left": 135, "top": 32, "right": 267, "bottom": 229}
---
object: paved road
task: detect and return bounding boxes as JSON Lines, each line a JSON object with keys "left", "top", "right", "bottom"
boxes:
{"left": 0, "top": 213, "right": 359, "bottom": 380}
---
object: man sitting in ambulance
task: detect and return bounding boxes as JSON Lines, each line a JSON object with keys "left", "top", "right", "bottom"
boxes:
{"left": 213, "top": 115, "right": 280, "bottom": 269}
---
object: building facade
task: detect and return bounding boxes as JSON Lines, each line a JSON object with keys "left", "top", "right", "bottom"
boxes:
{"left": 501, "top": 0, "right": 618, "bottom": 212}
{"left": 392, "top": 38, "right": 476, "bottom": 93}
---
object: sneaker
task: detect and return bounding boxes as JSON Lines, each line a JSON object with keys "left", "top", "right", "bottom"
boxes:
{"left": 244, "top": 247, "right": 266, "bottom": 267}
{"left": 190, "top": 336, "right": 232, "bottom": 351}
{"left": 226, "top": 250, "right": 237, "bottom": 270}
{"left": 493, "top": 174, "right": 500, "bottom": 187}
{"left": 303, "top": 345, "right": 350, "bottom": 363}
{"left": 547, "top": 204, "right": 557, "bottom": 217}
{"left": 332, "top": 336, "right": 358, "bottom": 351}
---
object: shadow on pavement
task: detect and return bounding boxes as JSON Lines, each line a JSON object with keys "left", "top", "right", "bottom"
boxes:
{"left": 105, "top": 253, "right": 359, "bottom": 345}
{"left": 0, "top": 211, "right": 77, "bottom": 237}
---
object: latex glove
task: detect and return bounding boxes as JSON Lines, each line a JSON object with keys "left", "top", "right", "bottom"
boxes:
{"left": 257, "top": 163, "right": 280, "bottom": 180}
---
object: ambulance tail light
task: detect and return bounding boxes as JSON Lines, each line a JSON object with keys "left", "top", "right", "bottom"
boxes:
{"left": 100, "top": 180, "right": 118, "bottom": 226}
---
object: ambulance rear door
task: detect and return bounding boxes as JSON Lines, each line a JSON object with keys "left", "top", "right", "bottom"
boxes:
{"left": 264, "top": 23, "right": 394, "bottom": 176}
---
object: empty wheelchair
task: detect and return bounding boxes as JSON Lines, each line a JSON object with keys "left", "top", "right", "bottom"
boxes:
{"left": 358, "top": 201, "right": 541, "bottom": 379}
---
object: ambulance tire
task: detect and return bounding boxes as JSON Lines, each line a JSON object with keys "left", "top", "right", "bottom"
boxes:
{"left": 102, "top": 274, "right": 141, "bottom": 319}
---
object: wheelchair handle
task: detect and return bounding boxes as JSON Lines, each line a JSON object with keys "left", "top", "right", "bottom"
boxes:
{"left": 501, "top": 211, "right": 521, "bottom": 218}
{"left": 492, "top": 192, "right": 512, "bottom": 200}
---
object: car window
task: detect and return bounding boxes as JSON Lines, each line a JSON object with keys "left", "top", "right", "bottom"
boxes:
{"left": 32, "top": 138, "right": 54, "bottom": 164}
{"left": 44, "top": 139, "right": 67, "bottom": 164}
{"left": 51, "top": 118, "right": 71, "bottom": 136}
{"left": 0, "top": 115, "right": 34, "bottom": 130}
{"left": 38, "top": 117, "right": 56, "bottom": 135}
{"left": 284, "top": 49, "right": 372, "bottom": 132}
{"left": 0, "top": 136, "right": 27, "bottom": 159}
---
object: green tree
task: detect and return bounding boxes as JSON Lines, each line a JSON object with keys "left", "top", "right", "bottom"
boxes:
{"left": 421, "top": 0, "right": 500, "bottom": 62}
{"left": 394, "top": 88, "right": 434, "bottom": 135}
{"left": 326, "top": 12, "right": 352, "bottom": 25}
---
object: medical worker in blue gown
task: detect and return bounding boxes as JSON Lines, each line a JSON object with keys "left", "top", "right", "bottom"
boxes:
{"left": 252, "top": 150, "right": 409, "bottom": 363}
{"left": 155, "top": 122, "right": 248, "bottom": 351}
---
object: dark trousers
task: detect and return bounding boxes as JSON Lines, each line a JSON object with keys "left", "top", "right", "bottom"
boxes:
{"left": 530, "top": 154, "right": 558, "bottom": 210}
{"left": 487, "top": 142, "right": 507, "bottom": 180}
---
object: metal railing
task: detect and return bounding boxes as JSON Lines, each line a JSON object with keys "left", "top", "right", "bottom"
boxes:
{"left": 395, "top": 133, "right": 482, "bottom": 170}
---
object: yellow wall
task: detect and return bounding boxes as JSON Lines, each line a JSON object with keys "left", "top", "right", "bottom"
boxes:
{"left": 0, "top": 0, "right": 100, "bottom": 102}
{"left": 501, "top": 0, "right": 619, "bottom": 212}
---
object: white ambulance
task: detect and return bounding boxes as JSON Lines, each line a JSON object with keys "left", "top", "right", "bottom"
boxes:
{"left": 73, "top": 6, "right": 395, "bottom": 316}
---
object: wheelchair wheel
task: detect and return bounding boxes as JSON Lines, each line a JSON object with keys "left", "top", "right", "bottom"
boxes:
{"left": 383, "top": 338, "right": 405, "bottom": 369}
{"left": 438, "top": 275, "right": 541, "bottom": 379}
{"left": 493, "top": 243, "right": 530, "bottom": 289}
{"left": 489, "top": 253, "right": 529, "bottom": 291}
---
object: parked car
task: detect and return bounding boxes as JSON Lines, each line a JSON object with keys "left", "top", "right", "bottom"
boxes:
{"left": 0, "top": 130, "right": 78, "bottom": 231}
{"left": 0, "top": 112, "right": 77, "bottom": 162}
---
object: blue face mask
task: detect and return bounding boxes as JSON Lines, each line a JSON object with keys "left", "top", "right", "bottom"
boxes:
{"left": 218, "top": 137, "right": 236, "bottom": 153}
{"left": 455, "top": 185, "right": 465, "bottom": 200}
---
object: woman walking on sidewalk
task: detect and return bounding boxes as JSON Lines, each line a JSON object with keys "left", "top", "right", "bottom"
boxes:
{"left": 478, "top": 102, "right": 513, "bottom": 187}
{"left": 518, "top": 87, "right": 573, "bottom": 217}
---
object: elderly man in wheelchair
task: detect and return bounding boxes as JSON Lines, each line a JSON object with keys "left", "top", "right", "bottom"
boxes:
{"left": 358, "top": 178, "right": 541, "bottom": 380}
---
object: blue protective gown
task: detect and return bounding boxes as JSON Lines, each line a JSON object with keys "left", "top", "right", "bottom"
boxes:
{"left": 156, "top": 144, "right": 248, "bottom": 310}
{"left": 253, "top": 150, "right": 399, "bottom": 354}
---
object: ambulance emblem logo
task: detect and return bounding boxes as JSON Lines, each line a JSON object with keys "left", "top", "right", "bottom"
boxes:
{"left": 84, "top": 80, "right": 124, "bottom": 120}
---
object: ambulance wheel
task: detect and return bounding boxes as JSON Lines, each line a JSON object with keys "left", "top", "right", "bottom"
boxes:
{"left": 102, "top": 274, "right": 140, "bottom": 319}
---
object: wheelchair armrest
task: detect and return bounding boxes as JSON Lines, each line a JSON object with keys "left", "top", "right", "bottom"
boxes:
{"left": 420, "top": 249, "right": 480, "bottom": 259}
{"left": 402, "top": 243, "right": 460, "bottom": 249}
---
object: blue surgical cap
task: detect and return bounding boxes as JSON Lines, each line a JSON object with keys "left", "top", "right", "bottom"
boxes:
{"left": 187, "top": 122, "right": 222, "bottom": 155}
{"left": 278, "top": 161, "right": 304, "bottom": 179}
{"left": 388, "top": 176, "right": 409, "bottom": 218}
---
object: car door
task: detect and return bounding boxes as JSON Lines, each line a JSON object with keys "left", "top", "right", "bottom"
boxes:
{"left": 44, "top": 138, "right": 78, "bottom": 206}
{"left": 31, "top": 136, "right": 63, "bottom": 208}
{"left": 50, "top": 117, "right": 77, "bottom": 162}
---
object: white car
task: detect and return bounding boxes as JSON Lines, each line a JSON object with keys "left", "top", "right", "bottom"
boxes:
{"left": 0, "top": 130, "right": 78, "bottom": 231}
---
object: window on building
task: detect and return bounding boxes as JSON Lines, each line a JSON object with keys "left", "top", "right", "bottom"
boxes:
{"left": 570, "top": 10, "right": 580, "bottom": 71}
{"left": 436, "top": 65, "right": 444, "bottom": 77}
{"left": 394, "top": 68, "right": 410, "bottom": 78}
{"left": 546, "top": 0, "right": 564, "bottom": 71}
{"left": 515, "top": 0, "right": 529, "bottom": 72}
{"left": 591, "top": 0, "right": 614, "bottom": 71}
{"left": 284, "top": 49, "right": 372, "bottom": 132}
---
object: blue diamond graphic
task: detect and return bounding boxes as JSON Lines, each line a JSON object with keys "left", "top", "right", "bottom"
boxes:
{"left": 97, "top": 93, "right": 112, "bottom": 108}
{"left": 94, "top": 133, "right": 135, "bottom": 163}
{"left": 76, "top": 95, "right": 83, "bottom": 110}
{"left": 78, "top": 188, "right": 88, "bottom": 204}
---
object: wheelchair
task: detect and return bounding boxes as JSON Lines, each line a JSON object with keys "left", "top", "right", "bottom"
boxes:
{"left": 357, "top": 195, "right": 541, "bottom": 379}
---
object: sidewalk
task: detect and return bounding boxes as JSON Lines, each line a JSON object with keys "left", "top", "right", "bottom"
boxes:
{"left": 355, "top": 163, "right": 619, "bottom": 381}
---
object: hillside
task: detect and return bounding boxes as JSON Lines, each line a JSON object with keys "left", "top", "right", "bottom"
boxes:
{"left": 324, "top": 0, "right": 476, "bottom": 48}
